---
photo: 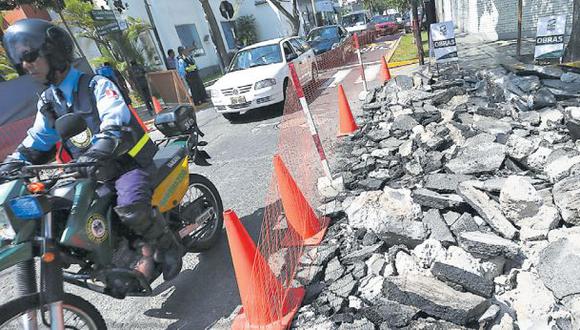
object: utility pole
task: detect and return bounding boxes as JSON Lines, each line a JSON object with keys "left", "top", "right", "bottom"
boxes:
{"left": 310, "top": 0, "right": 318, "bottom": 27}
{"left": 144, "top": 0, "right": 169, "bottom": 69}
{"left": 516, "top": 0, "right": 523, "bottom": 57}
{"left": 411, "top": 0, "right": 425, "bottom": 65}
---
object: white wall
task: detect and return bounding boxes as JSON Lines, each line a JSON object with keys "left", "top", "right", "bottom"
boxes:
{"left": 91, "top": 0, "right": 292, "bottom": 71}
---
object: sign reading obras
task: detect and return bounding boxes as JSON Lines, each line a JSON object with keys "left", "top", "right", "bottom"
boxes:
{"left": 429, "top": 21, "right": 458, "bottom": 63}
{"left": 534, "top": 15, "right": 567, "bottom": 62}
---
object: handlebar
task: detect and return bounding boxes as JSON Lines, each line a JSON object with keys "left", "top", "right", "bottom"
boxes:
{"left": 22, "top": 162, "right": 97, "bottom": 172}
{"left": 0, "top": 161, "right": 96, "bottom": 184}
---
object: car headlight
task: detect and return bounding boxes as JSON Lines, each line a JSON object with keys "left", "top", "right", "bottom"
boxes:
{"left": 0, "top": 207, "right": 15, "bottom": 241}
{"left": 255, "top": 79, "right": 277, "bottom": 90}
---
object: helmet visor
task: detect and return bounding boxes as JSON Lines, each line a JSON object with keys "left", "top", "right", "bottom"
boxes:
{"left": 3, "top": 22, "right": 48, "bottom": 65}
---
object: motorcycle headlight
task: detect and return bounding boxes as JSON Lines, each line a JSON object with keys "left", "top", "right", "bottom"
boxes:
{"left": 0, "top": 207, "right": 16, "bottom": 241}
{"left": 255, "top": 79, "right": 276, "bottom": 90}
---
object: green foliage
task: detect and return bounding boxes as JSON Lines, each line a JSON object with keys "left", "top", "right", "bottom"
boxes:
{"left": 389, "top": 31, "right": 429, "bottom": 63}
{"left": 235, "top": 15, "right": 257, "bottom": 47}
{"left": 0, "top": 12, "right": 18, "bottom": 80}
{"left": 363, "top": 0, "right": 409, "bottom": 14}
{"left": 0, "top": 0, "right": 64, "bottom": 10}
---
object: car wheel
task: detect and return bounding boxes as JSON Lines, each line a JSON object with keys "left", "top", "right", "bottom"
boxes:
{"left": 275, "top": 79, "right": 289, "bottom": 114}
{"left": 222, "top": 113, "right": 239, "bottom": 122}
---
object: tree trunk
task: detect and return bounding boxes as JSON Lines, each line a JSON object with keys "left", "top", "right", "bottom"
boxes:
{"left": 411, "top": 0, "right": 425, "bottom": 65}
{"left": 564, "top": 0, "right": 580, "bottom": 62}
{"left": 266, "top": 0, "right": 300, "bottom": 35}
{"left": 199, "top": 0, "right": 229, "bottom": 70}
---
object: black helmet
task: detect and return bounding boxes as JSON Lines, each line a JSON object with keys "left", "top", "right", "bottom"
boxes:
{"left": 2, "top": 19, "right": 74, "bottom": 81}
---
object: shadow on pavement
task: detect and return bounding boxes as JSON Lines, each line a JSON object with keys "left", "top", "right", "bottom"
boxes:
{"left": 143, "top": 206, "right": 266, "bottom": 329}
{"left": 226, "top": 105, "right": 283, "bottom": 124}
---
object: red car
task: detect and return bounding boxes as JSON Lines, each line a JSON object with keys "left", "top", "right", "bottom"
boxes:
{"left": 372, "top": 15, "right": 399, "bottom": 35}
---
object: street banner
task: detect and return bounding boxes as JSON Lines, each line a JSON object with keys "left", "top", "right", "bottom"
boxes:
{"left": 91, "top": 9, "right": 120, "bottom": 36}
{"left": 534, "top": 15, "right": 566, "bottom": 61}
{"left": 429, "top": 21, "right": 458, "bottom": 63}
{"left": 91, "top": 9, "right": 116, "bottom": 21}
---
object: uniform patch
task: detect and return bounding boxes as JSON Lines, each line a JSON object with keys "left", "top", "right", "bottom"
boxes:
{"left": 69, "top": 128, "right": 92, "bottom": 149}
{"left": 105, "top": 89, "right": 119, "bottom": 99}
{"left": 86, "top": 214, "right": 108, "bottom": 243}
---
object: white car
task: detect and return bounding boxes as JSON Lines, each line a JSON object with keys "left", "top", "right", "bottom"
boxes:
{"left": 209, "top": 37, "right": 317, "bottom": 121}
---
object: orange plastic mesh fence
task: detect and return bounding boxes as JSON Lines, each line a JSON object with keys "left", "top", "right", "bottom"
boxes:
{"left": 245, "top": 30, "right": 379, "bottom": 326}
{"left": 0, "top": 116, "right": 35, "bottom": 160}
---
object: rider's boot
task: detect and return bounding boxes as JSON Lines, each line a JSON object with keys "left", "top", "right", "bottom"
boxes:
{"left": 115, "top": 203, "right": 183, "bottom": 281}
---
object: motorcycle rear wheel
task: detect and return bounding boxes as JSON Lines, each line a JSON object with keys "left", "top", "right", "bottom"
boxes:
{"left": 0, "top": 293, "right": 106, "bottom": 329}
{"left": 173, "top": 173, "right": 224, "bottom": 252}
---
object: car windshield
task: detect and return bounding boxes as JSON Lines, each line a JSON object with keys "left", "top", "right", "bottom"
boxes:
{"left": 372, "top": 16, "right": 394, "bottom": 23}
{"left": 342, "top": 13, "right": 366, "bottom": 27}
{"left": 228, "top": 45, "right": 282, "bottom": 72}
{"left": 307, "top": 27, "right": 339, "bottom": 41}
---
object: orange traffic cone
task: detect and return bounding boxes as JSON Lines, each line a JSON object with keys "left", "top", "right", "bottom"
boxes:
{"left": 380, "top": 56, "right": 392, "bottom": 84}
{"left": 337, "top": 84, "right": 358, "bottom": 137}
{"left": 224, "top": 210, "right": 305, "bottom": 330}
{"left": 274, "top": 155, "right": 329, "bottom": 246}
{"left": 152, "top": 96, "right": 163, "bottom": 114}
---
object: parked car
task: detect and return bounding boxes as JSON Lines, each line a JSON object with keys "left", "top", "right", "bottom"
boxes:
{"left": 371, "top": 15, "right": 399, "bottom": 35}
{"left": 209, "top": 37, "right": 317, "bottom": 121}
{"left": 341, "top": 10, "right": 374, "bottom": 33}
{"left": 306, "top": 25, "right": 350, "bottom": 55}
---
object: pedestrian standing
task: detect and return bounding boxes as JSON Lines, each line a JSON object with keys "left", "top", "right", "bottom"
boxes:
{"left": 128, "top": 60, "right": 154, "bottom": 116}
{"left": 166, "top": 49, "right": 176, "bottom": 70}
{"left": 177, "top": 46, "right": 207, "bottom": 106}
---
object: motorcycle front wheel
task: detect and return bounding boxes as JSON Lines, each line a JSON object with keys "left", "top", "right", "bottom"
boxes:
{"left": 0, "top": 293, "right": 106, "bottom": 329}
{"left": 173, "top": 173, "right": 224, "bottom": 252}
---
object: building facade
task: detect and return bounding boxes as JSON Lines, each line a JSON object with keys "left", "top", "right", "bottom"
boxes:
{"left": 434, "top": 0, "right": 574, "bottom": 41}
{"left": 91, "top": 0, "right": 296, "bottom": 77}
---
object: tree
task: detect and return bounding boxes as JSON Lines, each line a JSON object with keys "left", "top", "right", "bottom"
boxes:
{"left": 236, "top": 15, "right": 258, "bottom": 47}
{"left": 0, "top": 13, "right": 18, "bottom": 80}
{"left": 0, "top": 0, "right": 62, "bottom": 10}
{"left": 198, "top": 0, "right": 229, "bottom": 70}
{"left": 565, "top": 0, "right": 580, "bottom": 62}
{"left": 266, "top": 0, "right": 300, "bottom": 36}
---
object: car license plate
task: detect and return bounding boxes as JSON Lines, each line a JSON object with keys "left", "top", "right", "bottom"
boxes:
{"left": 230, "top": 96, "right": 246, "bottom": 105}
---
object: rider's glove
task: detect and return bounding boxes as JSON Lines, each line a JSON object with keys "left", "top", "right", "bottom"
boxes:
{"left": 77, "top": 134, "right": 119, "bottom": 180}
{"left": 0, "top": 159, "right": 26, "bottom": 176}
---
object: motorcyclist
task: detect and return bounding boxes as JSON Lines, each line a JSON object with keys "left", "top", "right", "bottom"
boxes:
{"left": 0, "top": 19, "right": 182, "bottom": 281}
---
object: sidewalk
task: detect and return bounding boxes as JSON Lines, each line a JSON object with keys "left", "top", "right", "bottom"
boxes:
{"left": 454, "top": 33, "right": 536, "bottom": 70}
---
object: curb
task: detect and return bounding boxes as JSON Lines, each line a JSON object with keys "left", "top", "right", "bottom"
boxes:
{"left": 388, "top": 58, "right": 420, "bottom": 68}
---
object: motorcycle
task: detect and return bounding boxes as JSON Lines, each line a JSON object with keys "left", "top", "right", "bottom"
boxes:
{"left": 0, "top": 105, "right": 223, "bottom": 329}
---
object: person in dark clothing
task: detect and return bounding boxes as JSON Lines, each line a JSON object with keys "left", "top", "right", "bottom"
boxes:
{"left": 128, "top": 60, "right": 154, "bottom": 116}
{"left": 112, "top": 66, "right": 132, "bottom": 106}
{"left": 177, "top": 46, "right": 207, "bottom": 106}
{"left": 166, "top": 49, "right": 176, "bottom": 70}
{"left": 1, "top": 19, "right": 182, "bottom": 281}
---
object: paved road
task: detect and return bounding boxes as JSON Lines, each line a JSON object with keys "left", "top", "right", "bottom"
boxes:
{"left": 0, "top": 34, "right": 411, "bottom": 329}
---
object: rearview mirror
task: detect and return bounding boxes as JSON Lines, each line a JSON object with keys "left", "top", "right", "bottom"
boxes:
{"left": 55, "top": 113, "right": 88, "bottom": 140}
{"left": 286, "top": 53, "right": 298, "bottom": 62}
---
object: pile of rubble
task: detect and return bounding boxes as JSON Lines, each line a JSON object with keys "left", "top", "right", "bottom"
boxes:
{"left": 295, "top": 64, "right": 580, "bottom": 329}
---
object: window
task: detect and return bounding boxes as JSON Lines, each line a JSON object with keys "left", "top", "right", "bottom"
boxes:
{"left": 228, "top": 45, "right": 283, "bottom": 72}
{"left": 175, "top": 24, "right": 206, "bottom": 57}
{"left": 289, "top": 38, "right": 305, "bottom": 55}
{"left": 282, "top": 42, "right": 295, "bottom": 58}
{"left": 221, "top": 21, "right": 237, "bottom": 50}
